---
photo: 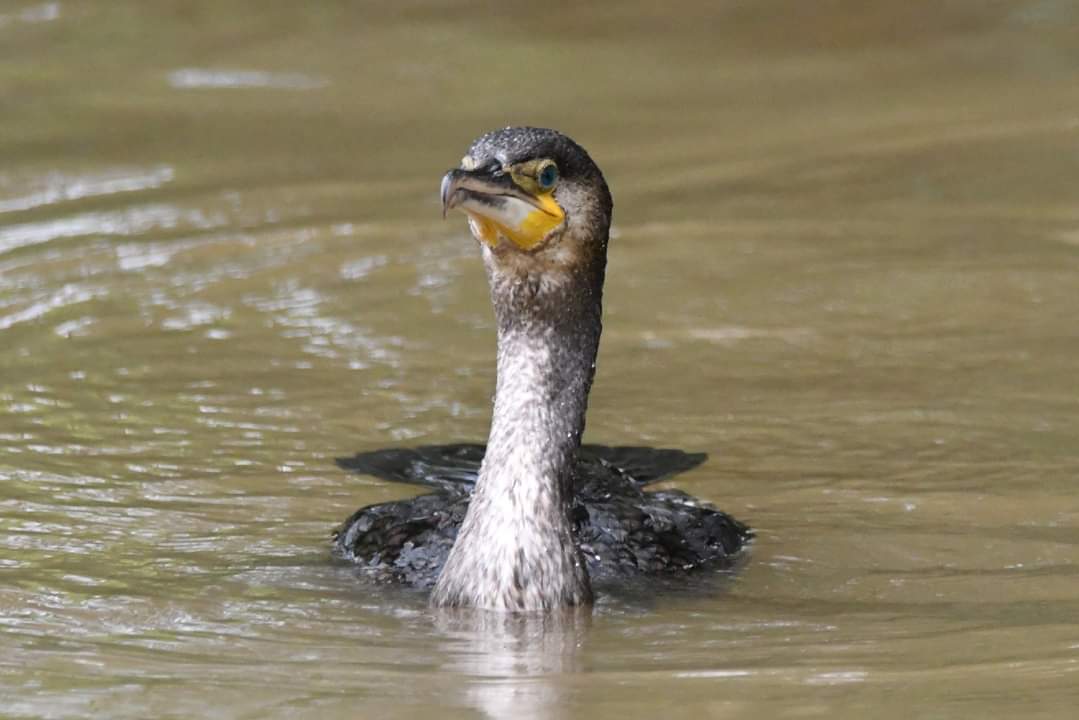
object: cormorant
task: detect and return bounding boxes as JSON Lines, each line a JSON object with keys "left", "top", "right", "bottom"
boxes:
{"left": 333, "top": 127, "right": 749, "bottom": 611}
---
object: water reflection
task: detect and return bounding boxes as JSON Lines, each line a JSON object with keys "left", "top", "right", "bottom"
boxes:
{"left": 0, "top": 204, "right": 220, "bottom": 255}
{"left": 167, "top": 68, "right": 328, "bottom": 91}
{"left": 0, "top": 284, "right": 103, "bottom": 331}
{"left": 0, "top": 1, "right": 60, "bottom": 27}
{"left": 0, "top": 166, "right": 174, "bottom": 215}
{"left": 436, "top": 609, "right": 590, "bottom": 720}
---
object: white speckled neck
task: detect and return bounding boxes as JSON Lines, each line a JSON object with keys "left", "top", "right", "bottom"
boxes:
{"left": 431, "top": 267, "right": 601, "bottom": 611}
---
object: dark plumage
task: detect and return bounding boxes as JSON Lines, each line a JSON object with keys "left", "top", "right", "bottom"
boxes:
{"left": 333, "top": 444, "right": 750, "bottom": 588}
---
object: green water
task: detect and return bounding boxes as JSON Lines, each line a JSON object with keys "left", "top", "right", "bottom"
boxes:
{"left": 2, "top": 1, "right": 1079, "bottom": 717}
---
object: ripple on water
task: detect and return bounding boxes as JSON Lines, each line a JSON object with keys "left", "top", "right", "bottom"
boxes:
{"left": 0, "top": 283, "right": 104, "bottom": 331}
{"left": 166, "top": 68, "right": 328, "bottom": 91}
{"left": 0, "top": 1, "right": 60, "bottom": 28}
{"left": 0, "top": 204, "right": 223, "bottom": 256}
{"left": 0, "top": 166, "right": 174, "bottom": 215}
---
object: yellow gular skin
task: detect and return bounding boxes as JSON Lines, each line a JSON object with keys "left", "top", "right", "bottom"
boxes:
{"left": 467, "top": 193, "right": 564, "bottom": 251}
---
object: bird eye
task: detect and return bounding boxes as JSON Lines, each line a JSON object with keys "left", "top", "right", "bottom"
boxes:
{"left": 537, "top": 162, "right": 559, "bottom": 190}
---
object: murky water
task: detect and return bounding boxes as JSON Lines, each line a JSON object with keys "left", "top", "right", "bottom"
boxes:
{"left": 3, "top": 1, "right": 1079, "bottom": 717}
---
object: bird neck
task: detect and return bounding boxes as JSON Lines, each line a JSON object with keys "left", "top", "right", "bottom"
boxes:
{"left": 485, "top": 301, "right": 599, "bottom": 503}
{"left": 431, "top": 268, "right": 602, "bottom": 611}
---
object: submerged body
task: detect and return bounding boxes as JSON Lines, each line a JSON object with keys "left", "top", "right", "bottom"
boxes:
{"left": 334, "top": 444, "right": 749, "bottom": 592}
{"left": 336, "top": 128, "right": 749, "bottom": 611}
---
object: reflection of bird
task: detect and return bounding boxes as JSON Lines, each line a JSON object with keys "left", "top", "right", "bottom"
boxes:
{"left": 334, "top": 127, "right": 749, "bottom": 611}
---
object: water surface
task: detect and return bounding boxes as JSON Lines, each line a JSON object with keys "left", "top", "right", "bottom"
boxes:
{"left": 3, "top": 2, "right": 1079, "bottom": 718}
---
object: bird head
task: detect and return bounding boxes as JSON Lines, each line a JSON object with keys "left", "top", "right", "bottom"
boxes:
{"left": 440, "top": 127, "right": 612, "bottom": 272}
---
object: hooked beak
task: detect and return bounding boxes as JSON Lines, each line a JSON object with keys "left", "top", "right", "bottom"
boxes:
{"left": 440, "top": 167, "right": 565, "bottom": 250}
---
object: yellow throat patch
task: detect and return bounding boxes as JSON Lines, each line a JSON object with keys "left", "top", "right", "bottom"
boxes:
{"left": 467, "top": 192, "right": 564, "bottom": 251}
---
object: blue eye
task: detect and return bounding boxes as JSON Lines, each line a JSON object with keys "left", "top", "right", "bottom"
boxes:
{"left": 538, "top": 163, "right": 558, "bottom": 189}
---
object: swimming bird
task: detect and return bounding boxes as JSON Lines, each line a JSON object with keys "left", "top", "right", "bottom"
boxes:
{"left": 334, "top": 127, "right": 749, "bottom": 611}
